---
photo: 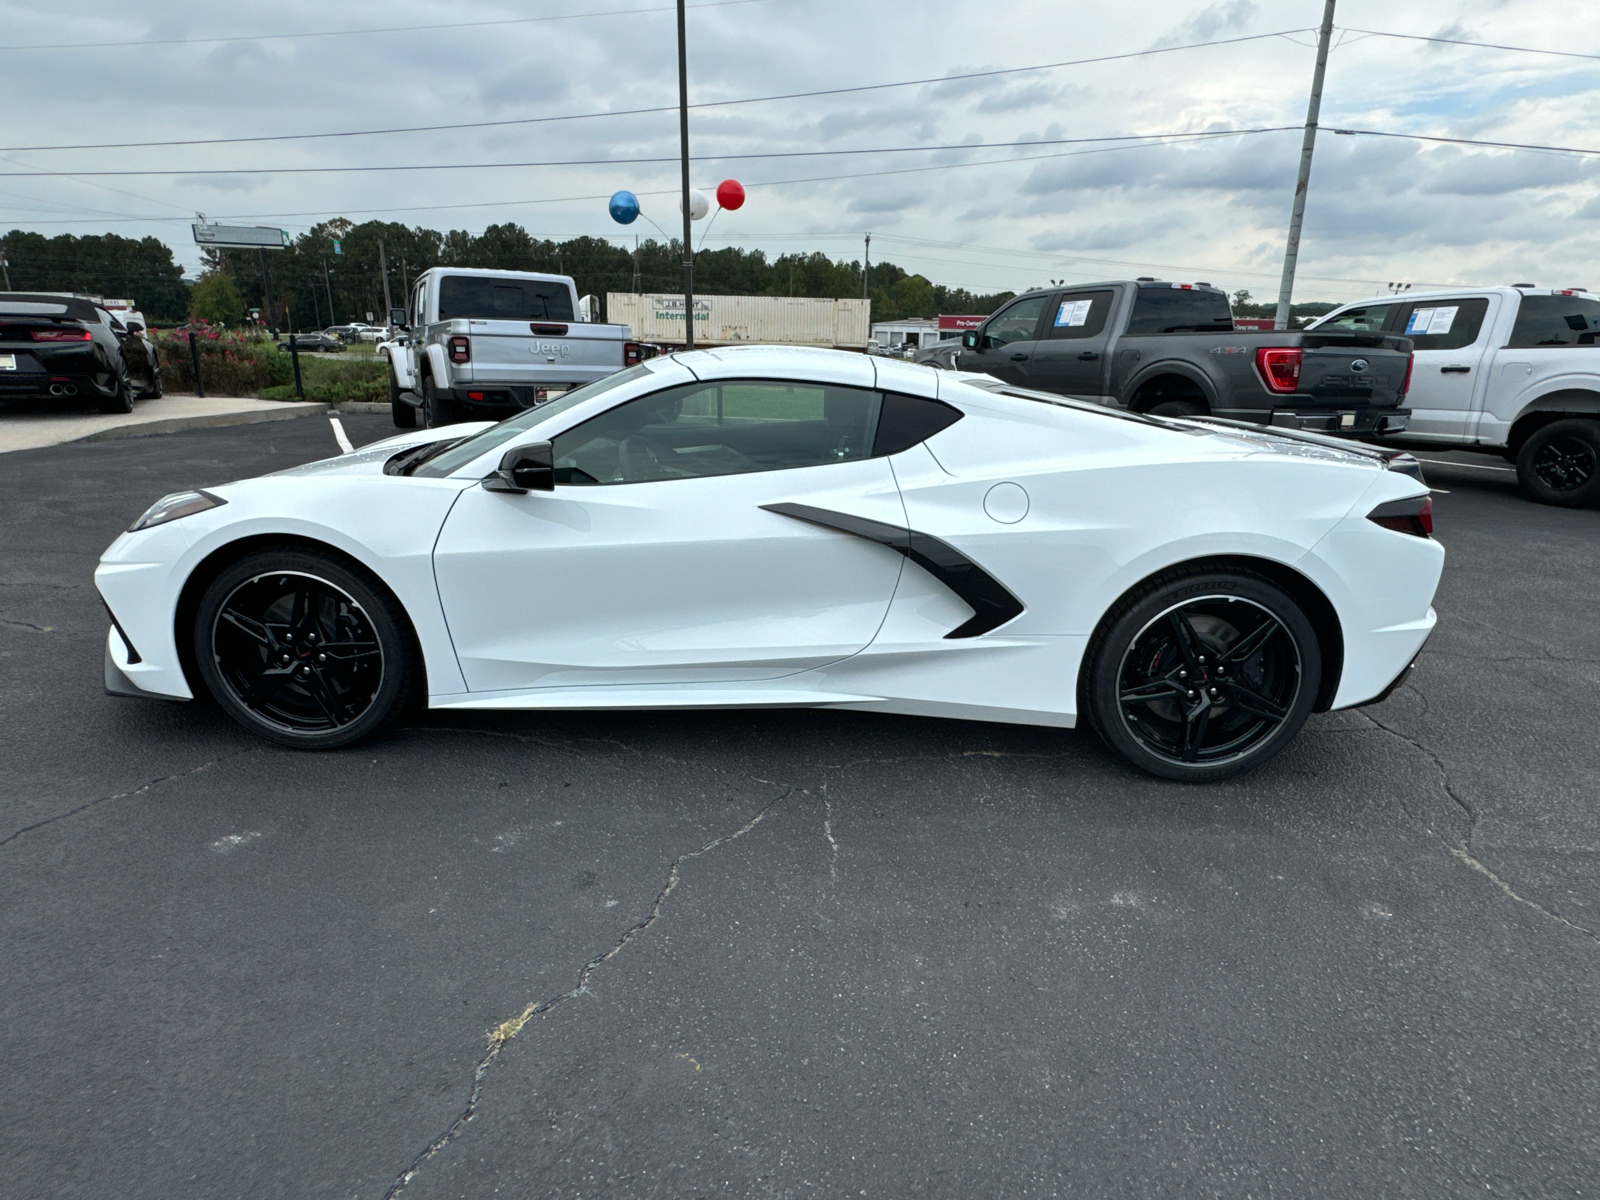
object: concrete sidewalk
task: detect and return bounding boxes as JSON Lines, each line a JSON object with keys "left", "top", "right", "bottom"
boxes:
{"left": 0, "top": 393, "right": 328, "bottom": 454}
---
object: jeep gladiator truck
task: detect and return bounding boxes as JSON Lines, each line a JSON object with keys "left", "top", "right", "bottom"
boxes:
{"left": 945, "top": 279, "right": 1414, "bottom": 437}
{"left": 1310, "top": 286, "right": 1600, "bottom": 507}
{"left": 387, "top": 267, "right": 640, "bottom": 428}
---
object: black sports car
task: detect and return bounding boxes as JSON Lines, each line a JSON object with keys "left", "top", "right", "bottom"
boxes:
{"left": 0, "top": 293, "right": 161, "bottom": 413}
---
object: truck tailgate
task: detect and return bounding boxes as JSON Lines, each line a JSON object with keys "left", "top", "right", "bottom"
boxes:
{"left": 462, "top": 320, "right": 627, "bottom": 386}
{"left": 1296, "top": 337, "right": 1410, "bottom": 406}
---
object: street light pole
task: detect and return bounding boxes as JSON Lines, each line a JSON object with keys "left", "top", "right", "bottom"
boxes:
{"left": 676, "top": 0, "right": 695, "bottom": 350}
{"left": 378, "top": 237, "right": 394, "bottom": 319}
{"left": 1274, "top": 0, "right": 1336, "bottom": 331}
{"left": 863, "top": 233, "right": 871, "bottom": 300}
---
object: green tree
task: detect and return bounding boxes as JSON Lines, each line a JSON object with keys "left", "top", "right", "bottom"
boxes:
{"left": 190, "top": 272, "right": 246, "bottom": 326}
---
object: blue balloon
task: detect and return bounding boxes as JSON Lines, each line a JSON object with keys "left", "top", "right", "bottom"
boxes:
{"left": 608, "top": 190, "right": 640, "bottom": 225}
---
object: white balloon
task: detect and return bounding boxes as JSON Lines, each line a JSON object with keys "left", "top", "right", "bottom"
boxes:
{"left": 681, "top": 188, "right": 711, "bottom": 220}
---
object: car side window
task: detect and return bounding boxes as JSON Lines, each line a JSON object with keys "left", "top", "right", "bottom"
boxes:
{"left": 553, "top": 380, "right": 883, "bottom": 485}
{"left": 1317, "top": 304, "right": 1395, "bottom": 335}
{"left": 1392, "top": 298, "right": 1490, "bottom": 351}
{"left": 1507, "top": 295, "right": 1600, "bottom": 348}
{"left": 981, "top": 296, "right": 1050, "bottom": 348}
{"left": 1045, "top": 290, "right": 1115, "bottom": 340}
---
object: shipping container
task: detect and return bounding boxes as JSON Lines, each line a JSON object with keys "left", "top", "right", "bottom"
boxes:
{"left": 606, "top": 293, "right": 870, "bottom": 349}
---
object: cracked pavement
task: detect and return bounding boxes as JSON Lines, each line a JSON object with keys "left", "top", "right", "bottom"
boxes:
{"left": 2, "top": 423, "right": 1597, "bottom": 1198}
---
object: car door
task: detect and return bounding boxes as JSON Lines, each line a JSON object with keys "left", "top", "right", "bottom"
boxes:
{"left": 958, "top": 294, "right": 1052, "bottom": 385}
{"left": 1386, "top": 296, "right": 1495, "bottom": 441}
{"left": 1024, "top": 289, "right": 1117, "bottom": 399}
{"left": 432, "top": 377, "right": 908, "bottom": 692}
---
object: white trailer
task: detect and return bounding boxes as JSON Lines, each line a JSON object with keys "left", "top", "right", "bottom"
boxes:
{"left": 606, "top": 294, "right": 869, "bottom": 350}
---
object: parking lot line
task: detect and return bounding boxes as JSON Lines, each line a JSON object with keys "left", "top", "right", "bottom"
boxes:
{"left": 329, "top": 417, "right": 354, "bottom": 454}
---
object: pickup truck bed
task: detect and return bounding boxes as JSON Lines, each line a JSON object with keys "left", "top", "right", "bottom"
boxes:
{"left": 946, "top": 280, "right": 1413, "bottom": 436}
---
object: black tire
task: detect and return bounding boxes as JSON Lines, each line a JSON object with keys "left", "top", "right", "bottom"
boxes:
{"left": 422, "top": 375, "right": 465, "bottom": 428}
{"left": 1515, "top": 419, "right": 1600, "bottom": 508}
{"left": 1083, "top": 568, "right": 1321, "bottom": 782}
{"left": 194, "top": 548, "right": 418, "bottom": 749}
{"left": 1148, "top": 399, "right": 1206, "bottom": 418}
{"left": 97, "top": 370, "right": 134, "bottom": 414}
{"left": 390, "top": 371, "right": 418, "bottom": 428}
{"left": 138, "top": 358, "right": 164, "bottom": 400}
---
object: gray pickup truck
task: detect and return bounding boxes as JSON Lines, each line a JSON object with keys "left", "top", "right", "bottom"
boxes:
{"left": 936, "top": 279, "right": 1414, "bottom": 436}
{"left": 387, "top": 267, "right": 641, "bottom": 428}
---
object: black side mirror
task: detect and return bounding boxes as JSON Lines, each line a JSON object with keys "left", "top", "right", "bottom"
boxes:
{"left": 389, "top": 307, "right": 408, "bottom": 329}
{"left": 483, "top": 441, "right": 555, "bottom": 493}
{"left": 126, "top": 322, "right": 145, "bottom": 335}
{"left": 962, "top": 330, "right": 981, "bottom": 350}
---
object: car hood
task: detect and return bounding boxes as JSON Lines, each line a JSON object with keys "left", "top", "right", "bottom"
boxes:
{"left": 267, "top": 422, "right": 497, "bottom": 479}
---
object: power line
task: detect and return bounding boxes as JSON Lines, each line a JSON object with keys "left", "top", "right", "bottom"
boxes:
{"left": 1330, "top": 127, "right": 1600, "bottom": 157}
{"left": 1339, "top": 27, "right": 1600, "bottom": 62}
{"left": 0, "top": 128, "right": 1297, "bottom": 178}
{"left": 0, "top": 0, "right": 774, "bottom": 52}
{"left": 0, "top": 30, "right": 1316, "bottom": 154}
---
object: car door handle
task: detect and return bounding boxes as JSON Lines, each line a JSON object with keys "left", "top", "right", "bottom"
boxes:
{"left": 1441, "top": 365, "right": 1471, "bottom": 373}
{"left": 1077, "top": 351, "right": 1100, "bottom": 361}
{"left": 1010, "top": 352, "right": 1029, "bottom": 362}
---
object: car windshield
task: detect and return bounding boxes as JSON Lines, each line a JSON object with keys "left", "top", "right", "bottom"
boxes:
{"left": 412, "top": 363, "right": 659, "bottom": 477}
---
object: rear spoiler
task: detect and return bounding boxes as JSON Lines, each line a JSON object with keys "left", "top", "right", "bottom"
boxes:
{"left": 1182, "top": 415, "right": 1426, "bottom": 482}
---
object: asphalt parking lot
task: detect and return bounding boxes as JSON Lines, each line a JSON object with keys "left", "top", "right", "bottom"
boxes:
{"left": 3, "top": 416, "right": 1598, "bottom": 1199}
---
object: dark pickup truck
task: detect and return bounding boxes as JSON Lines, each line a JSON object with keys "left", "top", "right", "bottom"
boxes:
{"left": 933, "top": 279, "right": 1413, "bottom": 436}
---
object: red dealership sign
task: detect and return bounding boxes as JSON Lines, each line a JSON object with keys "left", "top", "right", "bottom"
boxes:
{"left": 938, "top": 314, "right": 986, "bottom": 331}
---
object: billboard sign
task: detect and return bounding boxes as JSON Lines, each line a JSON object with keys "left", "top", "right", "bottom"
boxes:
{"left": 192, "top": 222, "right": 290, "bottom": 249}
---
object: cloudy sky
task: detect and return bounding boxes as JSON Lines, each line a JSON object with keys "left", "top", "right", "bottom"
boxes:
{"left": 2, "top": 0, "right": 1597, "bottom": 305}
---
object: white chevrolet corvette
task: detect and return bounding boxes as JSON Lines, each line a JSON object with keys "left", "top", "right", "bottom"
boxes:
{"left": 97, "top": 346, "right": 1442, "bottom": 781}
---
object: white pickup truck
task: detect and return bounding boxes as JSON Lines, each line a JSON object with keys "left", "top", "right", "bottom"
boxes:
{"left": 1311, "top": 286, "right": 1600, "bottom": 506}
{"left": 386, "top": 267, "right": 640, "bottom": 428}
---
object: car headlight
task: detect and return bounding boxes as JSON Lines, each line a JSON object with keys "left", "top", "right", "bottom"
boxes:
{"left": 128, "top": 489, "right": 226, "bottom": 532}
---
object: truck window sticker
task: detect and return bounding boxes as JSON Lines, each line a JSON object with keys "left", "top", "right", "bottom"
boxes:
{"left": 1055, "top": 299, "right": 1093, "bottom": 328}
{"left": 1406, "top": 306, "right": 1459, "bottom": 337}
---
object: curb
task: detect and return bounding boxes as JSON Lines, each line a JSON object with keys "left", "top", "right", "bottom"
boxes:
{"left": 79, "top": 403, "right": 331, "bottom": 443}
{"left": 333, "top": 401, "right": 390, "bottom": 414}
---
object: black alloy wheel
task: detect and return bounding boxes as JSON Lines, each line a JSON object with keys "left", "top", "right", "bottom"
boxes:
{"left": 98, "top": 369, "right": 134, "bottom": 415}
{"left": 1147, "top": 399, "right": 1206, "bottom": 418}
{"left": 422, "top": 375, "right": 464, "bottom": 428}
{"left": 195, "top": 550, "right": 416, "bottom": 748}
{"left": 1517, "top": 419, "right": 1600, "bottom": 508}
{"left": 1085, "top": 571, "right": 1320, "bottom": 781}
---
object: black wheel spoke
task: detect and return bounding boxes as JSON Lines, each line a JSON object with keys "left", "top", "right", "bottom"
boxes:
{"left": 304, "top": 666, "right": 351, "bottom": 726}
{"left": 1224, "top": 680, "right": 1287, "bottom": 721}
{"left": 1167, "top": 612, "right": 1202, "bottom": 668}
{"left": 1179, "top": 703, "right": 1209, "bottom": 763}
{"left": 1119, "top": 677, "right": 1186, "bottom": 705}
{"left": 219, "top": 609, "right": 275, "bottom": 648}
{"left": 243, "top": 668, "right": 295, "bottom": 706}
{"left": 1220, "top": 616, "right": 1278, "bottom": 666}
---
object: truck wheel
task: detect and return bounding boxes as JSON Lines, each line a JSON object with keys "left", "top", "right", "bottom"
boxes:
{"left": 1516, "top": 419, "right": 1600, "bottom": 507}
{"left": 1148, "top": 399, "right": 1206, "bottom": 418}
{"left": 390, "top": 373, "right": 417, "bottom": 428}
{"left": 421, "top": 376, "right": 464, "bottom": 428}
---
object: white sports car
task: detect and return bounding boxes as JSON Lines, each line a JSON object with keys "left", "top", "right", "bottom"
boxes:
{"left": 97, "top": 346, "right": 1442, "bottom": 781}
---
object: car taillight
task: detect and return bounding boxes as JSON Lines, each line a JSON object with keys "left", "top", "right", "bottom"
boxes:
{"left": 447, "top": 335, "right": 470, "bottom": 363}
{"left": 1399, "top": 352, "right": 1414, "bottom": 397}
{"left": 32, "top": 328, "right": 92, "bottom": 342}
{"left": 1368, "top": 495, "right": 1433, "bottom": 538}
{"left": 624, "top": 341, "right": 642, "bottom": 366}
{"left": 1255, "top": 347, "right": 1302, "bottom": 393}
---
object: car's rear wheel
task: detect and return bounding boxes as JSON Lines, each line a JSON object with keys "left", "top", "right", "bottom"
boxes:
{"left": 1148, "top": 399, "right": 1206, "bottom": 418}
{"left": 97, "top": 370, "right": 134, "bottom": 414}
{"left": 1516, "top": 419, "right": 1600, "bottom": 507}
{"left": 422, "top": 375, "right": 464, "bottom": 428}
{"left": 1084, "top": 569, "right": 1320, "bottom": 782}
{"left": 194, "top": 549, "right": 417, "bottom": 749}
{"left": 390, "top": 372, "right": 418, "bottom": 428}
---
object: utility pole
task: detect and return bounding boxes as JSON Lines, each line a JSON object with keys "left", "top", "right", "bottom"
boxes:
{"left": 676, "top": 0, "right": 695, "bottom": 350}
{"left": 633, "top": 235, "right": 641, "bottom": 294}
{"left": 378, "top": 237, "right": 394, "bottom": 318}
{"left": 323, "top": 257, "right": 335, "bottom": 325}
{"left": 259, "top": 246, "right": 278, "bottom": 338}
{"left": 862, "top": 233, "right": 871, "bottom": 300}
{"left": 0, "top": 244, "right": 10, "bottom": 290}
{"left": 1275, "top": 0, "right": 1336, "bottom": 331}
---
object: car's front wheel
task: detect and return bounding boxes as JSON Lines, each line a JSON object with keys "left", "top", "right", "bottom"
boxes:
{"left": 422, "top": 375, "right": 465, "bottom": 428}
{"left": 1516, "top": 418, "right": 1600, "bottom": 507}
{"left": 194, "top": 548, "right": 418, "bottom": 749}
{"left": 1083, "top": 569, "right": 1320, "bottom": 781}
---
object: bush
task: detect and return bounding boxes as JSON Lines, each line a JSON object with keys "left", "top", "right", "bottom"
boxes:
{"left": 150, "top": 324, "right": 288, "bottom": 396}
{"left": 260, "top": 353, "right": 390, "bottom": 404}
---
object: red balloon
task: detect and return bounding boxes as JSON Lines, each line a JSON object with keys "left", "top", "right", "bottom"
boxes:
{"left": 716, "top": 179, "right": 746, "bottom": 211}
